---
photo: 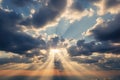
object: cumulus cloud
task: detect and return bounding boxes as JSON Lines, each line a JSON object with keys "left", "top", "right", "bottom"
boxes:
{"left": 0, "top": 0, "right": 120, "bottom": 58}
{"left": 20, "top": 0, "right": 95, "bottom": 25}
{"left": 46, "top": 35, "right": 67, "bottom": 49}
{"left": 71, "top": 53, "right": 103, "bottom": 64}
{"left": 71, "top": 53, "right": 120, "bottom": 70}
{"left": 1, "top": 0, "right": 95, "bottom": 27}
{"left": 62, "top": 0, "right": 94, "bottom": 23}
{"left": 90, "top": 0, "right": 120, "bottom": 15}
{"left": 49, "top": 36, "right": 59, "bottom": 47}
{"left": 85, "top": 14, "right": 120, "bottom": 42}
{"left": 82, "top": 12, "right": 120, "bottom": 57}
{"left": 67, "top": 40, "right": 120, "bottom": 56}
{"left": 0, "top": 50, "right": 48, "bottom": 65}
{"left": 0, "top": 55, "right": 32, "bottom": 65}
{"left": 97, "top": 57, "right": 120, "bottom": 70}
{"left": 0, "top": 9, "right": 46, "bottom": 55}
{"left": 21, "top": 0, "right": 67, "bottom": 28}
{"left": 1, "top": 0, "right": 119, "bottom": 29}
{"left": 0, "top": 7, "right": 66, "bottom": 56}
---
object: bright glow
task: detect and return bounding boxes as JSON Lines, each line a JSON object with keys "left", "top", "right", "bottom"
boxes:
{"left": 50, "top": 49, "right": 60, "bottom": 54}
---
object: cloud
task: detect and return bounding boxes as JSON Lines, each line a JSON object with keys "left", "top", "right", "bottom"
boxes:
{"left": 71, "top": 56, "right": 98, "bottom": 64}
{"left": 90, "top": 0, "right": 120, "bottom": 15}
{"left": 21, "top": 0, "right": 67, "bottom": 28}
{"left": 0, "top": 51, "right": 34, "bottom": 64}
{"left": 0, "top": 9, "right": 46, "bottom": 55}
{"left": 71, "top": 0, "right": 84, "bottom": 11}
{"left": 97, "top": 55, "right": 120, "bottom": 70}
{"left": 21, "top": 0, "right": 94, "bottom": 26}
{"left": 11, "top": 0, "right": 34, "bottom": 7}
{"left": 50, "top": 36, "right": 59, "bottom": 47}
{"left": 0, "top": 54, "right": 32, "bottom": 65}
{"left": 46, "top": 35, "right": 67, "bottom": 48}
{"left": 67, "top": 40, "right": 94, "bottom": 56}
{"left": 67, "top": 40, "right": 120, "bottom": 56}
{"left": 0, "top": 0, "right": 119, "bottom": 57}
{"left": 81, "top": 13, "right": 120, "bottom": 57}
{"left": 2, "top": 0, "right": 95, "bottom": 27}
{"left": 0, "top": 50, "right": 48, "bottom": 65}
{"left": 1, "top": 0, "right": 39, "bottom": 7}
{"left": 1, "top": 0, "right": 41, "bottom": 18}
{"left": 71, "top": 53, "right": 120, "bottom": 70}
{"left": 62, "top": 0, "right": 94, "bottom": 23}
{"left": 85, "top": 14, "right": 120, "bottom": 42}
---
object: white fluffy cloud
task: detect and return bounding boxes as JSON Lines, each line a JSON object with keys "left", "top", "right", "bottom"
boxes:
{"left": 61, "top": 0, "right": 94, "bottom": 23}
{"left": 92, "top": 0, "right": 120, "bottom": 15}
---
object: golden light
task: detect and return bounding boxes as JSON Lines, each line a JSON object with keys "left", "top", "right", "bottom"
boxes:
{"left": 50, "top": 49, "right": 60, "bottom": 54}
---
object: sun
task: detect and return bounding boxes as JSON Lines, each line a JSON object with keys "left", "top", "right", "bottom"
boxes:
{"left": 50, "top": 49, "right": 60, "bottom": 54}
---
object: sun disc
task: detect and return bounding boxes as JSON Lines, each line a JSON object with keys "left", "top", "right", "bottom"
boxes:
{"left": 50, "top": 49, "right": 60, "bottom": 54}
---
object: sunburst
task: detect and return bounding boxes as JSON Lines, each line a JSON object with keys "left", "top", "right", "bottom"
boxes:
{"left": 50, "top": 49, "right": 61, "bottom": 54}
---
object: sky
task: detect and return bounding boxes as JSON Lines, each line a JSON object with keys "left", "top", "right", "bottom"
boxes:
{"left": 0, "top": 0, "right": 120, "bottom": 80}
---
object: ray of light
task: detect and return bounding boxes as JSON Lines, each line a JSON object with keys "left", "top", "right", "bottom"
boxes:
{"left": 0, "top": 48, "right": 120, "bottom": 80}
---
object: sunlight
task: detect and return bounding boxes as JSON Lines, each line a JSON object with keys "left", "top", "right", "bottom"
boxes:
{"left": 50, "top": 49, "right": 60, "bottom": 54}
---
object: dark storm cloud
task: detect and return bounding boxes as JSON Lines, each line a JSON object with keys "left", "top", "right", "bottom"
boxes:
{"left": 67, "top": 40, "right": 120, "bottom": 56}
{"left": 90, "top": 14, "right": 120, "bottom": 42}
{"left": 21, "top": 0, "right": 67, "bottom": 28}
{"left": 0, "top": 9, "right": 46, "bottom": 55}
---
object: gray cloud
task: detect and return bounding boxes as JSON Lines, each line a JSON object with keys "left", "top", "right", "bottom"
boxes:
{"left": 71, "top": 53, "right": 120, "bottom": 70}
{"left": 89, "top": 14, "right": 120, "bottom": 42}
{"left": 11, "top": 0, "right": 33, "bottom": 7}
{"left": 1, "top": 0, "right": 39, "bottom": 7}
{"left": 71, "top": 57, "right": 98, "bottom": 64}
{"left": 97, "top": 57, "right": 120, "bottom": 70}
{"left": 71, "top": 0, "right": 84, "bottom": 11}
{"left": 68, "top": 40, "right": 120, "bottom": 56}
{"left": 90, "top": 0, "right": 120, "bottom": 15}
{"left": 0, "top": 55, "right": 32, "bottom": 65}
{"left": 88, "top": 0, "right": 120, "bottom": 8}
{"left": 21, "top": 0, "right": 67, "bottom": 28}
{"left": 0, "top": 9, "right": 46, "bottom": 55}
{"left": 104, "top": 0, "right": 120, "bottom": 9}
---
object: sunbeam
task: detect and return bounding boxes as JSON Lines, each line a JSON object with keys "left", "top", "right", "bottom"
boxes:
{"left": 0, "top": 0, "right": 120, "bottom": 80}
